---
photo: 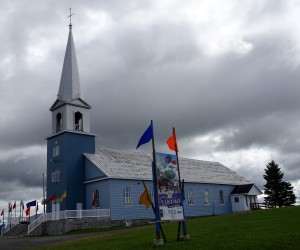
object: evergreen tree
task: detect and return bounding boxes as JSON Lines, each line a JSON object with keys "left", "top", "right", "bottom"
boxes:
{"left": 263, "top": 160, "right": 296, "bottom": 207}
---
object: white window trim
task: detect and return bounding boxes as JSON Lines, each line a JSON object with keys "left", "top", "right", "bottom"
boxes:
{"left": 124, "top": 187, "right": 132, "bottom": 206}
{"left": 94, "top": 189, "right": 100, "bottom": 208}
{"left": 53, "top": 145, "right": 60, "bottom": 157}
{"left": 204, "top": 189, "right": 210, "bottom": 205}
{"left": 188, "top": 188, "right": 194, "bottom": 206}
{"left": 52, "top": 170, "right": 61, "bottom": 183}
{"left": 219, "top": 190, "right": 225, "bottom": 205}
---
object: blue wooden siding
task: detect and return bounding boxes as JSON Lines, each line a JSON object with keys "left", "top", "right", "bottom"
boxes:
{"left": 183, "top": 183, "right": 235, "bottom": 216}
{"left": 85, "top": 158, "right": 106, "bottom": 179}
{"left": 47, "top": 132, "right": 95, "bottom": 212}
{"left": 108, "top": 179, "right": 155, "bottom": 221}
{"left": 85, "top": 179, "right": 111, "bottom": 209}
{"left": 85, "top": 178, "right": 236, "bottom": 221}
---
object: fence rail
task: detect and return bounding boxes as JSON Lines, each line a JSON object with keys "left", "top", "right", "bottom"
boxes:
{"left": 28, "top": 209, "right": 110, "bottom": 235}
{"left": 250, "top": 202, "right": 276, "bottom": 210}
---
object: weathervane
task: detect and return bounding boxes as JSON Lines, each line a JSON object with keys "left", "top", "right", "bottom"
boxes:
{"left": 67, "top": 8, "right": 75, "bottom": 29}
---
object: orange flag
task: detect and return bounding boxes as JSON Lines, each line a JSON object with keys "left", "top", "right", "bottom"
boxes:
{"left": 139, "top": 190, "right": 151, "bottom": 209}
{"left": 166, "top": 128, "right": 178, "bottom": 152}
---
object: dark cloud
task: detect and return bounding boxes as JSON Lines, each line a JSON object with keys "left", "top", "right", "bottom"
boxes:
{"left": 1, "top": 0, "right": 300, "bottom": 208}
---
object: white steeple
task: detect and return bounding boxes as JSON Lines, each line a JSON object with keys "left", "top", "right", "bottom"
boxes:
{"left": 50, "top": 18, "right": 91, "bottom": 135}
{"left": 57, "top": 24, "right": 83, "bottom": 101}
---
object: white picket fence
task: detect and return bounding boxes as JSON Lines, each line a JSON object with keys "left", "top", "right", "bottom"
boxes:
{"left": 28, "top": 209, "right": 110, "bottom": 235}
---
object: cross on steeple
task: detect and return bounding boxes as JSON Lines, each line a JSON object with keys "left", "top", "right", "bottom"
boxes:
{"left": 67, "top": 8, "right": 75, "bottom": 29}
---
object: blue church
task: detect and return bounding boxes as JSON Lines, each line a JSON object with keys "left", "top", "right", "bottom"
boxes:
{"left": 46, "top": 23, "right": 262, "bottom": 220}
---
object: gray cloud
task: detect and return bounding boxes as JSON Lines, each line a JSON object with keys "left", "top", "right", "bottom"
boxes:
{"left": 1, "top": 0, "right": 300, "bottom": 208}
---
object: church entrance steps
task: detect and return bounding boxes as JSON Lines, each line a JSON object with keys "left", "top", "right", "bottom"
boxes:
{"left": 2, "top": 224, "right": 28, "bottom": 237}
{"left": 28, "top": 209, "right": 110, "bottom": 236}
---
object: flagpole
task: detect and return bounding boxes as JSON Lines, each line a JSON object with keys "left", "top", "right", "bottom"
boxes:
{"left": 21, "top": 201, "right": 24, "bottom": 222}
{"left": 19, "top": 202, "right": 21, "bottom": 223}
{"left": 172, "top": 127, "right": 188, "bottom": 239}
{"left": 150, "top": 120, "right": 163, "bottom": 244}
{"left": 14, "top": 203, "right": 16, "bottom": 224}
{"left": 141, "top": 181, "right": 167, "bottom": 242}
{"left": 42, "top": 173, "right": 45, "bottom": 214}
{"left": 9, "top": 203, "right": 11, "bottom": 229}
{"left": 36, "top": 202, "right": 38, "bottom": 219}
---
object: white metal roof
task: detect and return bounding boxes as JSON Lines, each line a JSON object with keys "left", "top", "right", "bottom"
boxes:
{"left": 84, "top": 148, "right": 251, "bottom": 185}
{"left": 57, "top": 27, "right": 83, "bottom": 101}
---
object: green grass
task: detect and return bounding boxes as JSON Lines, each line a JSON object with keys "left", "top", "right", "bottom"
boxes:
{"left": 40, "top": 206, "right": 300, "bottom": 250}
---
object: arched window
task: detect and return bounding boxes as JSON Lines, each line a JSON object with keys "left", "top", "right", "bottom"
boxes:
{"left": 204, "top": 189, "right": 210, "bottom": 205}
{"left": 124, "top": 187, "right": 132, "bottom": 206}
{"left": 56, "top": 113, "right": 62, "bottom": 132}
{"left": 92, "top": 189, "right": 100, "bottom": 208}
{"left": 149, "top": 188, "right": 154, "bottom": 202}
{"left": 74, "top": 111, "right": 83, "bottom": 131}
{"left": 219, "top": 190, "right": 225, "bottom": 205}
{"left": 188, "top": 188, "right": 194, "bottom": 205}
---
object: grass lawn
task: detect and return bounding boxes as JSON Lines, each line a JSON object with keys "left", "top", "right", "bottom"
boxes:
{"left": 40, "top": 206, "right": 300, "bottom": 250}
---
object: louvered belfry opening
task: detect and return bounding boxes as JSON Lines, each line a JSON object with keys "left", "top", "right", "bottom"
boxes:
{"left": 56, "top": 113, "right": 62, "bottom": 132}
{"left": 74, "top": 111, "right": 83, "bottom": 131}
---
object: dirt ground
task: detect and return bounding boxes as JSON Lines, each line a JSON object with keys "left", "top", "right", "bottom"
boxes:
{"left": 0, "top": 230, "right": 125, "bottom": 250}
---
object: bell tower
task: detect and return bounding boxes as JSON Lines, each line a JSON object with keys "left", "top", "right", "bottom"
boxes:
{"left": 46, "top": 17, "right": 95, "bottom": 212}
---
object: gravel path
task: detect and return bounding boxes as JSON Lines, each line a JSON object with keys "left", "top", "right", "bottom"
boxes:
{"left": 0, "top": 229, "right": 131, "bottom": 250}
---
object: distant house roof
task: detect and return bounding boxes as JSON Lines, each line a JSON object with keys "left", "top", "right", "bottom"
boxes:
{"left": 84, "top": 148, "right": 251, "bottom": 186}
{"left": 231, "top": 184, "right": 262, "bottom": 195}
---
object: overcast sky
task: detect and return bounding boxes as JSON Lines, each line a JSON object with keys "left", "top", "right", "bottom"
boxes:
{"left": 1, "top": 0, "right": 300, "bottom": 212}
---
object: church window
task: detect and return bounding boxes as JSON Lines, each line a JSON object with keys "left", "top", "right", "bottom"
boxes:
{"left": 74, "top": 111, "right": 83, "bottom": 131}
{"left": 56, "top": 113, "right": 62, "bottom": 132}
{"left": 234, "top": 197, "right": 239, "bottom": 203}
{"left": 52, "top": 171, "right": 61, "bottom": 183}
{"left": 204, "top": 189, "right": 210, "bottom": 205}
{"left": 219, "top": 190, "right": 225, "bottom": 205}
{"left": 188, "top": 188, "right": 194, "bottom": 205}
{"left": 53, "top": 145, "right": 60, "bottom": 157}
{"left": 149, "top": 188, "right": 154, "bottom": 202}
{"left": 93, "top": 189, "right": 100, "bottom": 208}
{"left": 124, "top": 187, "right": 132, "bottom": 206}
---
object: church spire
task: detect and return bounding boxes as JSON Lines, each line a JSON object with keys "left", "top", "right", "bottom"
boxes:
{"left": 57, "top": 13, "right": 83, "bottom": 101}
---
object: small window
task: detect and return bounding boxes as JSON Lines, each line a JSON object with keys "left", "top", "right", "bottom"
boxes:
{"left": 204, "top": 189, "right": 210, "bottom": 205}
{"left": 124, "top": 187, "right": 132, "bottom": 206}
{"left": 234, "top": 197, "right": 239, "bottom": 203}
{"left": 188, "top": 188, "right": 194, "bottom": 205}
{"left": 245, "top": 196, "right": 248, "bottom": 207}
{"left": 52, "top": 171, "right": 61, "bottom": 183}
{"left": 53, "top": 145, "right": 60, "bottom": 157}
{"left": 219, "top": 190, "right": 225, "bottom": 205}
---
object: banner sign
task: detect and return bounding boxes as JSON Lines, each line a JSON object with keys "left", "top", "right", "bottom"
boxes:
{"left": 155, "top": 152, "right": 184, "bottom": 221}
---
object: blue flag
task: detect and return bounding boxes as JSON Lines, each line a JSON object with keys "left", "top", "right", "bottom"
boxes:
{"left": 136, "top": 123, "right": 153, "bottom": 149}
{"left": 26, "top": 200, "right": 37, "bottom": 208}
